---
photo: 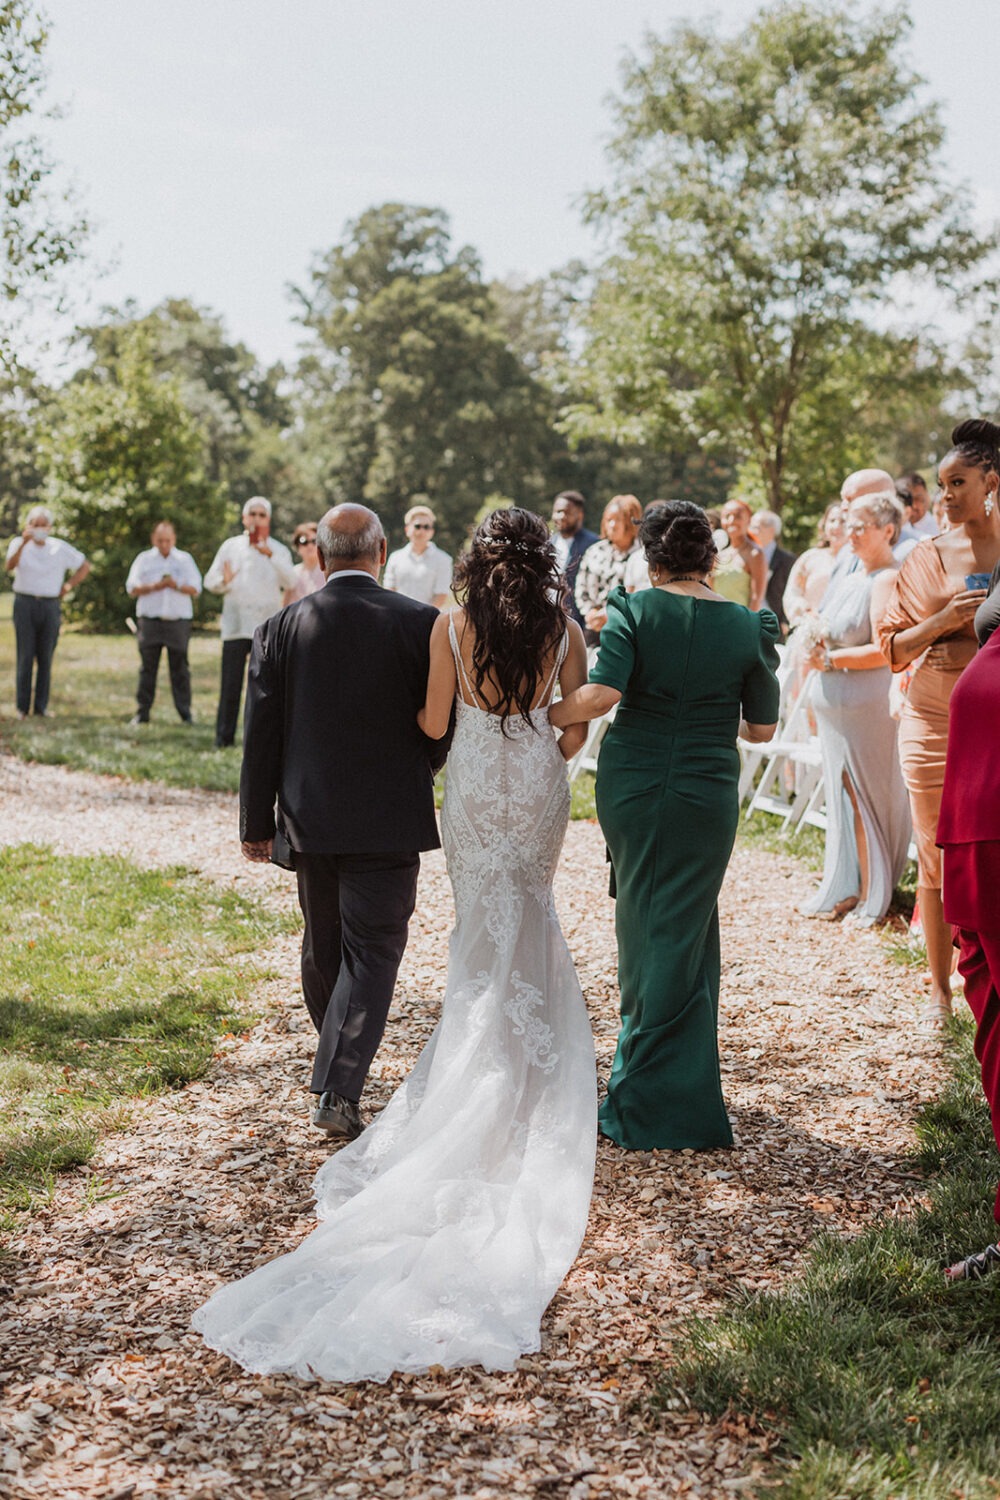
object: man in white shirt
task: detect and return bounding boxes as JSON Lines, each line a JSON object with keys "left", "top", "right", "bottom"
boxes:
{"left": 204, "top": 496, "right": 296, "bottom": 747}
{"left": 4, "top": 505, "right": 90, "bottom": 718}
{"left": 125, "top": 521, "right": 203, "bottom": 725}
{"left": 383, "top": 504, "right": 452, "bottom": 608}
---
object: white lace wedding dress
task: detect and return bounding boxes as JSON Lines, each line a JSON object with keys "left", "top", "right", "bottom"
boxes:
{"left": 192, "top": 622, "right": 597, "bottom": 1382}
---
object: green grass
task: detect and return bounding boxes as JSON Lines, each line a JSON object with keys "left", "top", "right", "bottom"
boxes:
{"left": 661, "top": 1016, "right": 1000, "bottom": 1498}
{"left": 0, "top": 600, "right": 244, "bottom": 791}
{"left": 0, "top": 603, "right": 603, "bottom": 816}
{"left": 736, "top": 808, "right": 827, "bottom": 869}
{"left": 0, "top": 843, "right": 295, "bottom": 1232}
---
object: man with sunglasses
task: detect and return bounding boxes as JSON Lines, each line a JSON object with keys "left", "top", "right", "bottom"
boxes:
{"left": 283, "top": 522, "right": 325, "bottom": 604}
{"left": 383, "top": 503, "right": 452, "bottom": 609}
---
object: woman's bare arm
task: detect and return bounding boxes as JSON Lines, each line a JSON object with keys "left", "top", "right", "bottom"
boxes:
{"left": 417, "top": 611, "right": 458, "bottom": 739}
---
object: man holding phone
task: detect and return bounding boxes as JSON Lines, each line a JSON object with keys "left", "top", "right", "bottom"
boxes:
{"left": 125, "top": 520, "right": 202, "bottom": 724}
{"left": 204, "top": 497, "right": 296, "bottom": 748}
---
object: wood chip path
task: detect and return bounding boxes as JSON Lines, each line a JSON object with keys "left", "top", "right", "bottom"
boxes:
{"left": 0, "top": 752, "right": 943, "bottom": 1499}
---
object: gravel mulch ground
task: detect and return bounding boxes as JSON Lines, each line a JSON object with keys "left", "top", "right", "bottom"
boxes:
{"left": 0, "top": 752, "right": 944, "bottom": 1499}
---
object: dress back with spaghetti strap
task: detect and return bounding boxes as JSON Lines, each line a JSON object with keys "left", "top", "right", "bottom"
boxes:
{"left": 193, "top": 614, "right": 596, "bottom": 1382}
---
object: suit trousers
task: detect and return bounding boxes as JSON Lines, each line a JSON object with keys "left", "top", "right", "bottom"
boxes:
{"left": 215, "top": 637, "right": 252, "bottom": 747}
{"left": 295, "top": 849, "right": 420, "bottom": 1100}
{"left": 956, "top": 928, "right": 1000, "bottom": 1224}
{"left": 13, "top": 594, "right": 61, "bottom": 715}
{"left": 137, "top": 618, "right": 192, "bottom": 720}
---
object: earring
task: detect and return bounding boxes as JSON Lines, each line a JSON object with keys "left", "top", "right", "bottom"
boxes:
{"left": 987, "top": 492, "right": 996, "bottom": 519}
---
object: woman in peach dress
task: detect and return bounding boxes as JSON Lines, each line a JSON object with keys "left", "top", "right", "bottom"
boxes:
{"left": 877, "top": 420, "right": 1000, "bottom": 1024}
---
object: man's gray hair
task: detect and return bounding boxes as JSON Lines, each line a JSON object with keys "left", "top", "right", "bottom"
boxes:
{"left": 26, "top": 505, "right": 53, "bottom": 525}
{"left": 751, "top": 509, "right": 782, "bottom": 537}
{"left": 849, "top": 489, "right": 905, "bottom": 545}
{"left": 317, "top": 510, "right": 385, "bottom": 566}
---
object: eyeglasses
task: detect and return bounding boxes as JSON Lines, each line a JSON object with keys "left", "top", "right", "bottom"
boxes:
{"left": 247, "top": 511, "right": 268, "bottom": 520}
{"left": 295, "top": 536, "right": 315, "bottom": 546}
{"left": 410, "top": 522, "right": 433, "bottom": 531}
{"left": 845, "top": 519, "right": 876, "bottom": 534}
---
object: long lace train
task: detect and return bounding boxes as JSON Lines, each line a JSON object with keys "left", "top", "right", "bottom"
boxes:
{"left": 192, "top": 662, "right": 597, "bottom": 1382}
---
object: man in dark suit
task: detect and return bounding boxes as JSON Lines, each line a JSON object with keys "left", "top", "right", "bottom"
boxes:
{"left": 239, "top": 504, "right": 447, "bottom": 1141}
{"left": 550, "top": 490, "right": 599, "bottom": 630}
{"left": 749, "top": 509, "right": 796, "bottom": 635}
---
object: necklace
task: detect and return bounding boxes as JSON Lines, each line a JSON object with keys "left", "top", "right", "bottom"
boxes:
{"left": 662, "top": 575, "right": 706, "bottom": 585}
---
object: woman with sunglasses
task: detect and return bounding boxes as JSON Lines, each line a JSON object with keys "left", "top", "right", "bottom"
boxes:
{"left": 800, "top": 491, "right": 911, "bottom": 927}
{"left": 283, "top": 522, "right": 325, "bottom": 605}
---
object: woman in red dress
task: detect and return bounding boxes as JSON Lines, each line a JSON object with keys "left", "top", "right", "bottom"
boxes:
{"left": 937, "top": 420, "right": 1000, "bottom": 1281}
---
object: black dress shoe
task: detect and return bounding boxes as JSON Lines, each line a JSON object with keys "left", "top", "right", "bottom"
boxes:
{"left": 312, "top": 1091, "right": 363, "bottom": 1140}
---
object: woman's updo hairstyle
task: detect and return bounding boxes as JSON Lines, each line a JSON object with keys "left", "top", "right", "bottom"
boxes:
{"left": 947, "top": 418, "right": 1000, "bottom": 476}
{"left": 453, "top": 506, "right": 565, "bottom": 732}
{"left": 640, "top": 499, "right": 716, "bottom": 579}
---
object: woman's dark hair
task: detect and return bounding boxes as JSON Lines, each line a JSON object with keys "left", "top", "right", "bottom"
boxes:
{"left": 946, "top": 418, "right": 1000, "bottom": 476}
{"left": 453, "top": 507, "right": 565, "bottom": 732}
{"left": 640, "top": 500, "right": 716, "bottom": 578}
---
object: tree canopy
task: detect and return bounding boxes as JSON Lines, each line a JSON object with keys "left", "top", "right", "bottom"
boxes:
{"left": 291, "top": 203, "right": 566, "bottom": 550}
{"left": 566, "top": 1, "right": 994, "bottom": 519}
{"left": 0, "top": 0, "right": 87, "bottom": 366}
{"left": 42, "top": 328, "right": 227, "bottom": 630}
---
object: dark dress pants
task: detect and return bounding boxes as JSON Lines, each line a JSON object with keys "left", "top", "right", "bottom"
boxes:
{"left": 295, "top": 850, "right": 420, "bottom": 1101}
{"left": 215, "top": 637, "right": 252, "bottom": 746}
{"left": 137, "top": 618, "right": 192, "bottom": 720}
{"left": 13, "top": 594, "right": 61, "bottom": 714}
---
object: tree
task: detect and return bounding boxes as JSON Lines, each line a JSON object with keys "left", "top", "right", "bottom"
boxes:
{"left": 570, "top": 2, "right": 991, "bottom": 518}
{"left": 0, "top": 1, "right": 88, "bottom": 366}
{"left": 40, "top": 329, "right": 227, "bottom": 630}
{"left": 291, "top": 204, "right": 565, "bottom": 550}
{"left": 73, "top": 299, "right": 299, "bottom": 528}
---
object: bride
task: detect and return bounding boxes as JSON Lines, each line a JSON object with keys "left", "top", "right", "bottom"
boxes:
{"left": 193, "top": 506, "right": 596, "bottom": 1382}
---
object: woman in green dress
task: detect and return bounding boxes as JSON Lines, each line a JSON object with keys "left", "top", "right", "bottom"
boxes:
{"left": 550, "top": 502, "right": 780, "bottom": 1149}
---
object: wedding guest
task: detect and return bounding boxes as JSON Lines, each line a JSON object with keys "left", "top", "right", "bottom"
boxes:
{"left": 877, "top": 421, "right": 1000, "bottom": 1025}
{"left": 932, "top": 490, "right": 949, "bottom": 533}
{"left": 975, "top": 562, "right": 1000, "bottom": 645}
{"left": 204, "top": 496, "right": 296, "bottom": 748}
{"left": 574, "top": 495, "right": 642, "bottom": 646}
{"left": 822, "top": 469, "right": 897, "bottom": 596}
{"left": 383, "top": 503, "right": 452, "bottom": 608}
{"left": 780, "top": 503, "right": 849, "bottom": 720}
{"left": 748, "top": 509, "right": 796, "bottom": 634}
{"left": 939, "top": 576, "right": 1000, "bottom": 1281}
{"left": 550, "top": 490, "right": 598, "bottom": 627}
{"left": 5, "top": 506, "right": 90, "bottom": 719}
{"left": 799, "top": 492, "right": 911, "bottom": 926}
{"left": 624, "top": 500, "right": 670, "bottom": 592}
{"left": 552, "top": 500, "right": 780, "bottom": 1150}
{"left": 900, "top": 471, "right": 938, "bottom": 539}
{"left": 283, "top": 522, "right": 324, "bottom": 605}
{"left": 783, "top": 503, "right": 848, "bottom": 626}
{"left": 125, "top": 521, "right": 202, "bottom": 725}
{"left": 714, "top": 499, "right": 767, "bottom": 611}
{"left": 892, "top": 480, "right": 921, "bottom": 563}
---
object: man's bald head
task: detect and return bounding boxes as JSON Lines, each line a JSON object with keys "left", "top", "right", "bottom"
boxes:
{"left": 316, "top": 504, "right": 386, "bottom": 576}
{"left": 841, "top": 469, "right": 894, "bottom": 504}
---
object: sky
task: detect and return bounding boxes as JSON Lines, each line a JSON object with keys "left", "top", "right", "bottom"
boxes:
{"left": 32, "top": 0, "right": 1000, "bottom": 371}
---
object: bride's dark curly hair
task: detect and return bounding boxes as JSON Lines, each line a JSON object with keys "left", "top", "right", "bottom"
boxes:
{"left": 452, "top": 507, "right": 565, "bottom": 732}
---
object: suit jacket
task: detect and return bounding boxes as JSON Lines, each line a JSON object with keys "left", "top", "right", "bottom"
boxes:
{"left": 766, "top": 545, "right": 796, "bottom": 631}
{"left": 562, "top": 527, "right": 599, "bottom": 628}
{"left": 240, "top": 574, "right": 446, "bottom": 855}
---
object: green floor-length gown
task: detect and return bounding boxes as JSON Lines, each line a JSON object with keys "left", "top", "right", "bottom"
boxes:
{"left": 592, "top": 585, "right": 780, "bottom": 1150}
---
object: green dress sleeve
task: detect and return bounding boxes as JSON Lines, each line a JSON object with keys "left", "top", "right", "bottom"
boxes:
{"left": 589, "top": 586, "right": 636, "bottom": 691}
{"left": 741, "top": 607, "right": 781, "bottom": 723}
